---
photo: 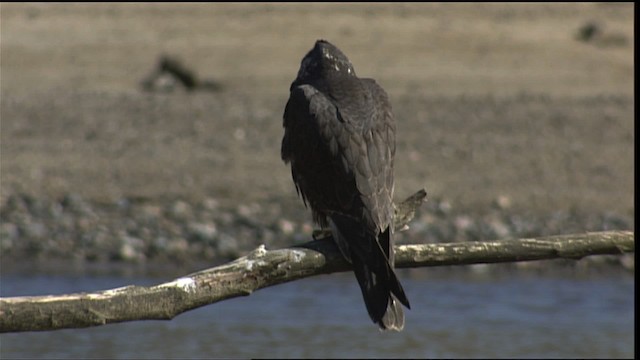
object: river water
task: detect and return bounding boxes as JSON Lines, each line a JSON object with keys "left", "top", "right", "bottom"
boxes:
{"left": 0, "top": 269, "right": 634, "bottom": 359}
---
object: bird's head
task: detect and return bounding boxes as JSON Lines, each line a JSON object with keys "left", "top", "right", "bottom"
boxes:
{"left": 296, "top": 40, "right": 356, "bottom": 81}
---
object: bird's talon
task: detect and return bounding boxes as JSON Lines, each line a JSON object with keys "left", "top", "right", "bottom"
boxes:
{"left": 312, "top": 229, "right": 332, "bottom": 241}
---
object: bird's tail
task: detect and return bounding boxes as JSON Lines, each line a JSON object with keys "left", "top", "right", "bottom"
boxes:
{"left": 330, "top": 215, "right": 410, "bottom": 331}
{"left": 380, "top": 296, "right": 405, "bottom": 331}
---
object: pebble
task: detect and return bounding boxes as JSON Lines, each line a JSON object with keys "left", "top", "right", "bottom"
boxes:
{"left": 217, "top": 233, "right": 240, "bottom": 258}
{"left": 187, "top": 222, "right": 218, "bottom": 243}
{"left": 278, "top": 219, "right": 295, "bottom": 235}
{"left": 435, "top": 199, "right": 452, "bottom": 216}
{"left": 487, "top": 217, "right": 512, "bottom": 239}
{"left": 454, "top": 215, "right": 474, "bottom": 232}
{"left": 22, "top": 222, "right": 47, "bottom": 239}
{"left": 140, "top": 204, "right": 163, "bottom": 220}
{"left": 202, "top": 197, "right": 219, "bottom": 211}
{"left": 493, "top": 195, "right": 512, "bottom": 210}
{"left": 167, "top": 238, "right": 189, "bottom": 254}
{"left": 169, "top": 200, "right": 192, "bottom": 221}
{"left": 0, "top": 223, "right": 18, "bottom": 250}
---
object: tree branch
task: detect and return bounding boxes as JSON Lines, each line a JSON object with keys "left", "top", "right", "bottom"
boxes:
{"left": 0, "top": 189, "right": 633, "bottom": 333}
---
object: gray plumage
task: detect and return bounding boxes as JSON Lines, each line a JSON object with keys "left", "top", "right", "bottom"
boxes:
{"left": 281, "top": 40, "right": 410, "bottom": 330}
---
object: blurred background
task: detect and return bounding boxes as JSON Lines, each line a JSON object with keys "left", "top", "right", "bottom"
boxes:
{"left": 0, "top": 3, "right": 634, "bottom": 358}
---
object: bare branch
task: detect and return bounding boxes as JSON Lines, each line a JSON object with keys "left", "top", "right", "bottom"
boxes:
{"left": 0, "top": 189, "right": 633, "bottom": 333}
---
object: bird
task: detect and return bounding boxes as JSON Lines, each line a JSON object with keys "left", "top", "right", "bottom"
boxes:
{"left": 281, "top": 39, "right": 410, "bottom": 330}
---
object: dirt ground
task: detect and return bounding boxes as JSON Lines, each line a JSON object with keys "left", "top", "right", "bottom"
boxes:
{"left": 1, "top": 3, "right": 634, "bottom": 221}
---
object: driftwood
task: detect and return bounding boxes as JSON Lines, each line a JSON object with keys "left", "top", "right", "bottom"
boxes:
{"left": 0, "top": 189, "right": 634, "bottom": 333}
{"left": 140, "top": 54, "right": 222, "bottom": 93}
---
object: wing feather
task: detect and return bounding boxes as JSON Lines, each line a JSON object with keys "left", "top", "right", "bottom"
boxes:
{"left": 282, "top": 79, "right": 396, "bottom": 233}
{"left": 282, "top": 84, "right": 359, "bottom": 224}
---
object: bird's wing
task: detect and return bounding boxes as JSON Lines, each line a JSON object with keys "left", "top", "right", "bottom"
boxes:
{"left": 282, "top": 81, "right": 396, "bottom": 233}
{"left": 355, "top": 78, "right": 396, "bottom": 233}
{"left": 281, "top": 84, "right": 360, "bottom": 221}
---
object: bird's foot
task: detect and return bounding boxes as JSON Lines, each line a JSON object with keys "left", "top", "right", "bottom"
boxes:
{"left": 312, "top": 229, "right": 333, "bottom": 241}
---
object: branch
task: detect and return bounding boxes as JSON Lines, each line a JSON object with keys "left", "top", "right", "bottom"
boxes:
{"left": 0, "top": 189, "right": 633, "bottom": 333}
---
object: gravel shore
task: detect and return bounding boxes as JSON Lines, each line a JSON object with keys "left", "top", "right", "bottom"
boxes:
{"left": 1, "top": 190, "right": 633, "bottom": 274}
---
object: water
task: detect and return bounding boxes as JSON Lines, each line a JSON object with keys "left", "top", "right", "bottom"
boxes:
{"left": 0, "top": 270, "right": 634, "bottom": 358}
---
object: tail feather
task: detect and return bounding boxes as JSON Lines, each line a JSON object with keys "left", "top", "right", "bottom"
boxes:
{"left": 377, "top": 227, "right": 410, "bottom": 309}
{"left": 330, "top": 214, "right": 410, "bottom": 331}
{"left": 380, "top": 297, "right": 405, "bottom": 331}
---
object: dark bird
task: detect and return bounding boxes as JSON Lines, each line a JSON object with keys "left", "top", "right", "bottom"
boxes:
{"left": 281, "top": 40, "right": 410, "bottom": 330}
